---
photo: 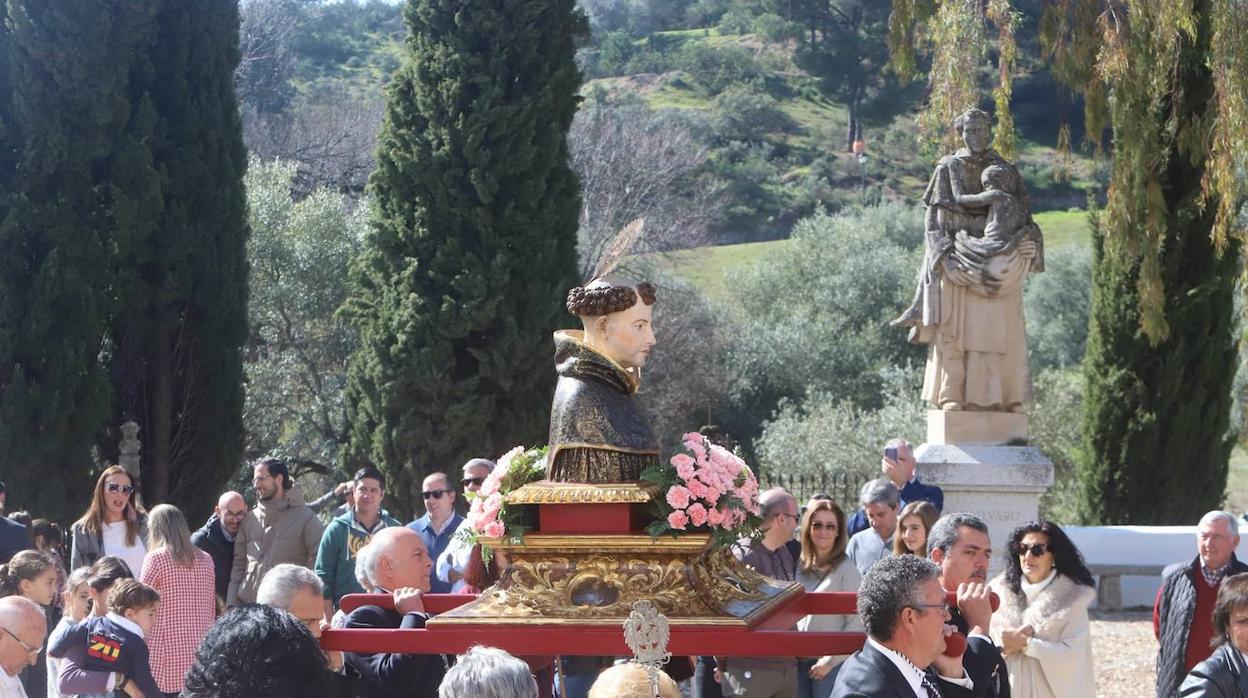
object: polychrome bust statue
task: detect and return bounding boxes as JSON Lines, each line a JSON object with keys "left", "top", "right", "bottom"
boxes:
{"left": 547, "top": 276, "right": 660, "bottom": 483}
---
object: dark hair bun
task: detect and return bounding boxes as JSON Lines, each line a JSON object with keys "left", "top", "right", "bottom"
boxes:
{"left": 566, "top": 280, "right": 657, "bottom": 317}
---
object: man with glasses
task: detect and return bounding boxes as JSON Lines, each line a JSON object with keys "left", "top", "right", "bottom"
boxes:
{"left": 831, "top": 554, "right": 974, "bottom": 697}
{"left": 0, "top": 596, "right": 46, "bottom": 698}
{"left": 193, "top": 491, "right": 248, "bottom": 603}
{"left": 228, "top": 457, "right": 325, "bottom": 606}
{"left": 258, "top": 563, "right": 349, "bottom": 681}
{"left": 436, "top": 458, "right": 496, "bottom": 594}
{"left": 715, "top": 488, "right": 799, "bottom": 698}
{"left": 317, "top": 466, "right": 401, "bottom": 615}
{"left": 407, "top": 473, "right": 463, "bottom": 594}
{"left": 928, "top": 513, "right": 1009, "bottom": 698}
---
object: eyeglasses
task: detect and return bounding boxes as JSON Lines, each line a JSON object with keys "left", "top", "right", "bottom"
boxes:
{"left": 461, "top": 477, "right": 485, "bottom": 488}
{"left": 811, "top": 522, "right": 837, "bottom": 531}
{"left": 104, "top": 483, "right": 135, "bottom": 495}
{"left": 1019, "top": 543, "right": 1049, "bottom": 558}
{"left": 422, "top": 489, "right": 453, "bottom": 500}
{"left": 1, "top": 627, "right": 41, "bottom": 658}
{"left": 908, "top": 602, "right": 952, "bottom": 617}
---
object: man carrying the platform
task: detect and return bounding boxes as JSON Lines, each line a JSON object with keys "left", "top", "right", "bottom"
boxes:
{"left": 342, "top": 527, "right": 447, "bottom": 698}
{"left": 715, "top": 488, "right": 799, "bottom": 698}
{"left": 927, "top": 513, "right": 1009, "bottom": 698}
{"left": 831, "top": 554, "right": 975, "bottom": 697}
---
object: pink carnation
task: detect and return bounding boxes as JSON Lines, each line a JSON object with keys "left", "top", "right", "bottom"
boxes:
{"left": 703, "top": 485, "right": 722, "bottom": 506}
{"left": 683, "top": 433, "right": 708, "bottom": 464}
{"left": 483, "top": 520, "right": 505, "bottom": 538}
{"left": 482, "top": 493, "right": 503, "bottom": 520}
{"left": 671, "top": 454, "right": 696, "bottom": 481}
{"left": 686, "top": 478, "right": 709, "bottom": 500}
{"left": 667, "top": 510, "right": 690, "bottom": 530}
{"left": 687, "top": 503, "right": 708, "bottom": 527}
{"left": 479, "top": 474, "right": 502, "bottom": 497}
{"left": 707, "top": 507, "right": 725, "bottom": 527}
{"left": 666, "top": 485, "right": 691, "bottom": 510}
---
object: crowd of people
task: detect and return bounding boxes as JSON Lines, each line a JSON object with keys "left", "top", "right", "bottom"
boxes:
{"left": 0, "top": 438, "right": 1245, "bottom": 697}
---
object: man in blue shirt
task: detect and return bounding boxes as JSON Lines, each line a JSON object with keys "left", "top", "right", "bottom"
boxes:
{"left": 846, "top": 438, "right": 944, "bottom": 537}
{"left": 407, "top": 472, "right": 463, "bottom": 593}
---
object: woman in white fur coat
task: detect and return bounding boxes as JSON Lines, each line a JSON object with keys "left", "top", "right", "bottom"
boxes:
{"left": 988, "top": 520, "right": 1098, "bottom": 698}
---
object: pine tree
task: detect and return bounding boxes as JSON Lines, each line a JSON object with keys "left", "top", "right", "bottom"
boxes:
{"left": 343, "top": 0, "right": 587, "bottom": 515}
{"left": 0, "top": 0, "right": 158, "bottom": 522}
{"left": 106, "top": 0, "right": 250, "bottom": 516}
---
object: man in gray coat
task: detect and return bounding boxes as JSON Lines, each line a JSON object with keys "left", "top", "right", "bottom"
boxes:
{"left": 228, "top": 457, "right": 323, "bottom": 606}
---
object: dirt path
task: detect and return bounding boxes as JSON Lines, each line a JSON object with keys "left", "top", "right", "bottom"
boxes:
{"left": 1091, "top": 610, "right": 1156, "bottom": 697}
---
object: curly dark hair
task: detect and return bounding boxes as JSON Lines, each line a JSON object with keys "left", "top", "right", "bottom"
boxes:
{"left": 182, "top": 604, "right": 346, "bottom": 698}
{"left": 1002, "top": 520, "right": 1095, "bottom": 594}
{"left": 566, "top": 279, "right": 656, "bottom": 317}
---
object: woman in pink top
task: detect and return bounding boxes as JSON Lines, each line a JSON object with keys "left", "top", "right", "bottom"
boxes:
{"left": 139, "top": 504, "right": 217, "bottom": 696}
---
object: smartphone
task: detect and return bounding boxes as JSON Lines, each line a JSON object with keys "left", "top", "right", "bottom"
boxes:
{"left": 884, "top": 446, "right": 898, "bottom": 462}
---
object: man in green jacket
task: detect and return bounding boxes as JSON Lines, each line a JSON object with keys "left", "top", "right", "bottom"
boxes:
{"left": 315, "top": 465, "right": 401, "bottom": 617}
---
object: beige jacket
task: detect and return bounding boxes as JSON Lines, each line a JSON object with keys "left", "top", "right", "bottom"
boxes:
{"left": 227, "top": 482, "right": 324, "bottom": 605}
{"left": 989, "top": 571, "right": 1097, "bottom": 698}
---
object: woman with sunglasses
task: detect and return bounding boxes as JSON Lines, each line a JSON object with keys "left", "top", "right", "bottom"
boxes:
{"left": 69, "top": 466, "right": 148, "bottom": 575}
{"left": 795, "top": 499, "right": 862, "bottom": 698}
{"left": 988, "top": 520, "right": 1096, "bottom": 698}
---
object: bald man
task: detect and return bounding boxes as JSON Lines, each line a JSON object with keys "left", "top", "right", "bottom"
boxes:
{"left": 193, "top": 491, "right": 249, "bottom": 601}
{"left": 343, "top": 527, "right": 446, "bottom": 698}
{"left": 1, "top": 596, "right": 47, "bottom": 697}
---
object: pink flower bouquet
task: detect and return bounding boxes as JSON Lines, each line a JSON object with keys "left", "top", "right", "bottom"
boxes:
{"left": 641, "top": 432, "right": 763, "bottom": 548}
{"left": 460, "top": 446, "right": 547, "bottom": 561}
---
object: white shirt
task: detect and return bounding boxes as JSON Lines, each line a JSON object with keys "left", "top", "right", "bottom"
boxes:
{"left": 436, "top": 520, "right": 472, "bottom": 593}
{"left": 101, "top": 520, "right": 146, "bottom": 578}
{"left": 867, "top": 636, "right": 974, "bottom": 697}
{"left": 0, "top": 669, "right": 27, "bottom": 698}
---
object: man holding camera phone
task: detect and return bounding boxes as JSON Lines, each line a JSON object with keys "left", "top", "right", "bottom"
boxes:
{"left": 846, "top": 438, "right": 944, "bottom": 537}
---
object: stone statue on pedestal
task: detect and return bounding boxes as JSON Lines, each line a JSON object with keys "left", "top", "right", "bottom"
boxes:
{"left": 892, "top": 108, "right": 1045, "bottom": 413}
{"left": 546, "top": 276, "right": 660, "bottom": 483}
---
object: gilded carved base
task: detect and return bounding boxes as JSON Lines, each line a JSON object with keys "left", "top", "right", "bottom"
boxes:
{"left": 426, "top": 533, "right": 802, "bottom": 627}
{"left": 506, "top": 481, "right": 659, "bottom": 505}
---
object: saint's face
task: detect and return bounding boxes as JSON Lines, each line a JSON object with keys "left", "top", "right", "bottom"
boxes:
{"left": 598, "top": 298, "right": 655, "bottom": 370}
{"left": 961, "top": 117, "right": 992, "bottom": 155}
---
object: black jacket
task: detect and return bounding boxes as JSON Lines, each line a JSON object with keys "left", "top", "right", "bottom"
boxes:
{"left": 0, "top": 516, "right": 29, "bottom": 563}
{"left": 1159, "top": 556, "right": 1248, "bottom": 698}
{"left": 831, "top": 641, "right": 977, "bottom": 698}
{"left": 1180, "top": 643, "right": 1248, "bottom": 697}
{"left": 949, "top": 606, "right": 1009, "bottom": 698}
{"left": 191, "top": 514, "right": 234, "bottom": 600}
{"left": 344, "top": 605, "right": 447, "bottom": 698}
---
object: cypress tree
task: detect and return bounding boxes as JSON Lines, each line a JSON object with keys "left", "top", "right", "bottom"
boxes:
{"left": 343, "top": 0, "right": 586, "bottom": 515}
{"left": 106, "top": 0, "right": 250, "bottom": 515}
{"left": 0, "top": 0, "right": 158, "bottom": 522}
{"left": 1078, "top": 3, "right": 1239, "bottom": 523}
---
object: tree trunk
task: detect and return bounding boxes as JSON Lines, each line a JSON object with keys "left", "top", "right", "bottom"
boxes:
{"left": 147, "top": 312, "right": 175, "bottom": 504}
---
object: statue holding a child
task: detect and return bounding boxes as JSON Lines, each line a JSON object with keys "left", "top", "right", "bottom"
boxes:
{"left": 892, "top": 108, "right": 1044, "bottom": 413}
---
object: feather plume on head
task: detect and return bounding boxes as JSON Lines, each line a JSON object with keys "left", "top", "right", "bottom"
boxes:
{"left": 567, "top": 218, "right": 657, "bottom": 317}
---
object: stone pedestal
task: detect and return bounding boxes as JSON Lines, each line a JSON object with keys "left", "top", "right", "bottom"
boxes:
{"left": 917, "top": 412, "right": 1054, "bottom": 575}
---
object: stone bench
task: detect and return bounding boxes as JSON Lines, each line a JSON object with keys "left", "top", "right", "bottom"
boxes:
{"left": 1089, "top": 563, "right": 1167, "bottom": 610}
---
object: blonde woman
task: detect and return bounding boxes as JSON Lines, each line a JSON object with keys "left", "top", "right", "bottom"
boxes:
{"left": 796, "top": 499, "right": 863, "bottom": 698}
{"left": 140, "top": 504, "right": 216, "bottom": 697}
{"left": 893, "top": 500, "right": 939, "bottom": 557}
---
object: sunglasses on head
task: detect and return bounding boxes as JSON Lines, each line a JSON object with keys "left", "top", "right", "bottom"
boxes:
{"left": 461, "top": 477, "right": 485, "bottom": 487}
{"left": 422, "top": 489, "right": 452, "bottom": 500}
{"left": 105, "top": 483, "right": 135, "bottom": 495}
{"left": 1019, "top": 543, "right": 1049, "bottom": 557}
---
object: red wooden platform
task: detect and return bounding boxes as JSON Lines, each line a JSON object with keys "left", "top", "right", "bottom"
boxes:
{"left": 319, "top": 591, "right": 972, "bottom": 657}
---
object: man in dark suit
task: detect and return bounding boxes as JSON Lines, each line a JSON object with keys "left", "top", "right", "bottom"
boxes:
{"left": 846, "top": 439, "right": 944, "bottom": 537}
{"left": 832, "top": 554, "right": 975, "bottom": 697}
{"left": 927, "top": 513, "right": 1009, "bottom": 698}
{"left": 343, "top": 526, "right": 448, "bottom": 698}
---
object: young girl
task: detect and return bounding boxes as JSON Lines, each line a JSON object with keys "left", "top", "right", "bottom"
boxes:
{"left": 45, "top": 567, "right": 91, "bottom": 698}
{"left": 892, "top": 501, "right": 940, "bottom": 557}
{"left": 1, "top": 549, "right": 59, "bottom": 698}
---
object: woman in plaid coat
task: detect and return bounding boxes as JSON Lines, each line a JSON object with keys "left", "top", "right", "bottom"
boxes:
{"left": 139, "top": 505, "right": 216, "bottom": 696}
